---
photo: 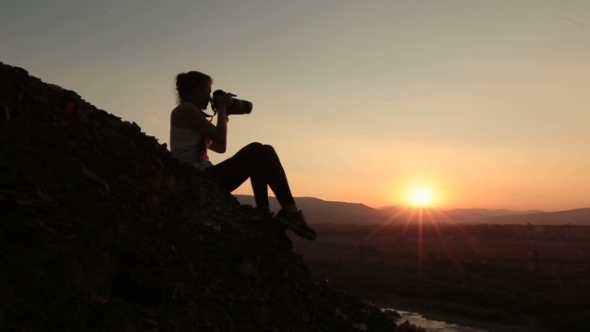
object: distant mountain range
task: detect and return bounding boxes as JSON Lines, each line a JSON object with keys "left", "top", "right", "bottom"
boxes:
{"left": 233, "top": 195, "right": 387, "bottom": 225}
{"left": 476, "top": 208, "right": 590, "bottom": 225}
{"left": 234, "top": 195, "right": 590, "bottom": 226}
{"left": 377, "top": 206, "right": 545, "bottom": 224}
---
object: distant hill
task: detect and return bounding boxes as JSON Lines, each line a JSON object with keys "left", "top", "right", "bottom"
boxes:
{"left": 378, "top": 206, "right": 545, "bottom": 224}
{"left": 477, "top": 208, "right": 590, "bottom": 225}
{"left": 444, "top": 208, "right": 544, "bottom": 221}
{"left": 379, "top": 206, "right": 590, "bottom": 225}
{"left": 235, "top": 195, "right": 589, "bottom": 226}
{"left": 233, "top": 195, "right": 387, "bottom": 225}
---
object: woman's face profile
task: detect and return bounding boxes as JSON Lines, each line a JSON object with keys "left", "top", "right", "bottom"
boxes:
{"left": 192, "top": 82, "right": 212, "bottom": 110}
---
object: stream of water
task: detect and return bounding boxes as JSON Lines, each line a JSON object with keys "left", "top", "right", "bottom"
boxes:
{"left": 381, "top": 308, "right": 487, "bottom": 332}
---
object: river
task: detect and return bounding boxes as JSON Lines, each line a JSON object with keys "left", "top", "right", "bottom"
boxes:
{"left": 379, "top": 306, "right": 545, "bottom": 332}
{"left": 381, "top": 308, "right": 487, "bottom": 332}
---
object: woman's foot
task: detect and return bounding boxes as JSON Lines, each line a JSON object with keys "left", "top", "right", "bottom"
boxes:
{"left": 274, "top": 209, "right": 317, "bottom": 240}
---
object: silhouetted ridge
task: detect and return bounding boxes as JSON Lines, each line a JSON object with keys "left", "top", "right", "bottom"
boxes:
{"left": 0, "top": 62, "right": 421, "bottom": 331}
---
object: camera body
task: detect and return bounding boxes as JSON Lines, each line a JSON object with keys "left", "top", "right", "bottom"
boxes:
{"left": 211, "top": 89, "right": 253, "bottom": 115}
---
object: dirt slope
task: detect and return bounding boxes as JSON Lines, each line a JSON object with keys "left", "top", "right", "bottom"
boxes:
{"left": 0, "top": 62, "right": 421, "bottom": 332}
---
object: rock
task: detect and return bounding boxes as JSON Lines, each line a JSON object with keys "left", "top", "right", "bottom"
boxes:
{"left": 0, "top": 279, "right": 15, "bottom": 309}
{"left": 301, "top": 311, "right": 310, "bottom": 323}
{"left": 240, "top": 260, "right": 258, "bottom": 277}
{"left": 0, "top": 61, "right": 417, "bottom": 332}
{"left": 353, "top": 323, "right": 368, "bottom": 331}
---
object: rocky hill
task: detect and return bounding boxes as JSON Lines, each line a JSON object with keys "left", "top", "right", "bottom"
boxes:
{"left": 0, "top": 62, "right": 423, "bottom": 331}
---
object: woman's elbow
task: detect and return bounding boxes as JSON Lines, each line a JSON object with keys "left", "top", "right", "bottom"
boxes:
{"left": 211, "top": 144, "right": 227, "bottom": 154}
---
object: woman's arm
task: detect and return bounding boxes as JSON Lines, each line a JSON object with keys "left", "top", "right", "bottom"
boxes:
{"left": 207, "top": 113, "right": 229, "bottom": 153}
{"left": 208, "top": 141, "right": 226, "bottom": 154}
{"left": 183, "top": 103, "right": 227, "bottom": 144}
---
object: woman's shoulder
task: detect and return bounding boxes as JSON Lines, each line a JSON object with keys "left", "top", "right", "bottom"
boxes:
{"left": 171, "top": 102, "right": 199, "bottom": 119}
{"left": 173, "top": 102, "right": 198, "bottom": 113}
{"left": 171, "top": 102, "right": 194, "bottom": 126}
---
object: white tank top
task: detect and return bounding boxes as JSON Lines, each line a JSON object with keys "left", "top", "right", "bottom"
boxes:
{"left": 169, "top": 126, "right": 213, "bottom": 170}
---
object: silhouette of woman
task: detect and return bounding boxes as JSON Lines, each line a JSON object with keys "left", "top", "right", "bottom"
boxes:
{"left": 169, "top": 71, "right": 316, "bottom": 240}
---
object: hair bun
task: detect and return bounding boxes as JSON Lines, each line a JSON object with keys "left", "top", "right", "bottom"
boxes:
{"left": 175, "top": 71, "right": 213, "bottom": 103}
{"left": 176, "top": 72, "right": 187, "bottom": 84}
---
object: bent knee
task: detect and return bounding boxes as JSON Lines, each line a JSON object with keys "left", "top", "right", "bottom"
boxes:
{"left": 245, "top": 142, "right": 263, "bottom": 148}
{"left": 244, "top": 142, "right": 276, "bottom": 158}
{"left": 243, "top": 142, "right": 264, "bottom": 152}
{"left": 261, "top": 144, "right": 278, "bottom": 157}
{"left": 242, "top": 142, "right": 266, "bottom": 158}
{"left": 262, "top": 144, "right": 274, "bottom": 151}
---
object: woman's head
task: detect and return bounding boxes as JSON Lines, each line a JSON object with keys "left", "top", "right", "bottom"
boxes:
{"left": 175, "top": 71, "right": 213, "bottom": 110}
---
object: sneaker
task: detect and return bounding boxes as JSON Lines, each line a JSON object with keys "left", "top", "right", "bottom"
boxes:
{"left": 274, "top": 209, "right": 317, "bottom": 241}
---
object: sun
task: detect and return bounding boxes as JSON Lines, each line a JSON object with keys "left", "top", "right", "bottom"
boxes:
{"left": 408, "top": 186, "right": 434, "bottom": 207}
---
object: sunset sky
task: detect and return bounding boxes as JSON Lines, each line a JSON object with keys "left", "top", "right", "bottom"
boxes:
{"left": 2, "top": 0, "right": 589, "bottom": 211}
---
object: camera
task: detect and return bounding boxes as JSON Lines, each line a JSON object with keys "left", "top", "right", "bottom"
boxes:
{"left": 211, "top": 89, "right": 253, "bottom": 115}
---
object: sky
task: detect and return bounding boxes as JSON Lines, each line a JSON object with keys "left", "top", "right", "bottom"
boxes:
{"left": 2, "top": 0, "right": 589, "bottom": 211}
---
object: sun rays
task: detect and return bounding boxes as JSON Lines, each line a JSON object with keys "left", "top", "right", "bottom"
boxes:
{"left": 339, "top": 204, "right": 490, "bottom": 280}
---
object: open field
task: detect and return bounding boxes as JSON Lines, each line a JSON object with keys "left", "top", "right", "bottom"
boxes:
{"left": 293, "top": 223, "right": 590, "bottom": 331}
